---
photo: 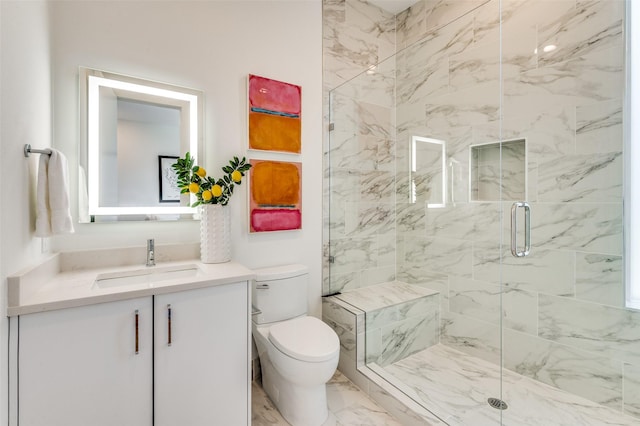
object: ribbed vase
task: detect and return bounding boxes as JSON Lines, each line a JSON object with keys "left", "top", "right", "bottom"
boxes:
{"left": 200, "top": 204, "right": 231, "bottom": 263}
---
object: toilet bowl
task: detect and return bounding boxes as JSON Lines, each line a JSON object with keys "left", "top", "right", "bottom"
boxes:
{"left": 252, "top": 265, "right": 340, "bottom": 426}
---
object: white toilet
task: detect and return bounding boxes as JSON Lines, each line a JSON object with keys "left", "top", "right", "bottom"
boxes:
{"left": 252, "top": 264, "right": 340, "bottom": 426}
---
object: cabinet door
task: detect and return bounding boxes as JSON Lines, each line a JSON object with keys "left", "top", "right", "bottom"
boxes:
{"left": 19, "top": 297, "right": 153, "bottom": 426}
{"left": 154, "top": 282, "right": 249, "bottom": 426}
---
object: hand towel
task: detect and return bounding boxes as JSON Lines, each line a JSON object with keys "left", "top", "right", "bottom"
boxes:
{"left": 35, "top": 149, "right": 75, "bottom": 236}
{"left": 78, "top": 165, "right": 90, "bottom": 223}
{"left": 35, "top": 153, "right": 51, "bottom": 237}
{"left": 49, "top": 149, "right": 74, "bottom": 234}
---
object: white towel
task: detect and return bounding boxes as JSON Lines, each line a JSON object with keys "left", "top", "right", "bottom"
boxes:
{"left": 35, "top": 149, "right": 75, "bottom": 237}
{"left": 35, "top": 153, "right": 51, "bottom": 237}
{"left": 78, "top": 165, "right": 90, "bottom": 223}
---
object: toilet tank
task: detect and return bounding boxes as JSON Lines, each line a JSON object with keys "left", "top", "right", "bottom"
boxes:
{"left": 252, "top": 264, "right": 308, "bottom": 325}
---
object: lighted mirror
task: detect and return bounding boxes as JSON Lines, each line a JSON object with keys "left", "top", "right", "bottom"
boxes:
{"left": 410, "top": 136, "right": 446, "bottom": 208}
{"left": 79, "top": 67, "right": 203, "bottom": 222}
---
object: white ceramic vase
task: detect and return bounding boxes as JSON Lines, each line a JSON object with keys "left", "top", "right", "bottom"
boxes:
{"left": 200, "top": 204, "right": 231, "bottom": 263}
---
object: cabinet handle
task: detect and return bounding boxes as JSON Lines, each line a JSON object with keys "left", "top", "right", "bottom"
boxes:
{"left": 167, "top": 304, "right": 172, "bottom": 347}
{"left": 135, "top": 310, "right": 140, "bottom": 355}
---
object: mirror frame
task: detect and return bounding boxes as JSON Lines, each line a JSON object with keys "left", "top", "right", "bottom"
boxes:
{"left": 79, "top": 67, "right": 203, "bottom": 221}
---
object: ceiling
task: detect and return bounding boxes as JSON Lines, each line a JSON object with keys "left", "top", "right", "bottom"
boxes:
{"left": 367, "top": 0, "right": 420, "bottom": 15}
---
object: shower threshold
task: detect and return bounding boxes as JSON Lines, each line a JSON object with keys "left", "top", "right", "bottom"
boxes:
{"left": 367, "top": 344, "right": 638, "bottom": 426}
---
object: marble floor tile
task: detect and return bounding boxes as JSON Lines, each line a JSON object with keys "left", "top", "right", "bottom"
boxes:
{"left": 380, "top": 344, "right": 638, "bottom": 426}
{"left": 252, "top": 370, "right": 401, "bottom": 426}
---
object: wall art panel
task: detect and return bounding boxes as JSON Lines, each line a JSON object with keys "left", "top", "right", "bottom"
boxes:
{"left": 248, "top": 74, "right": 301, "bottom": 153}
{"left": 249, "top": 159, "right": 302, "bottom": 232}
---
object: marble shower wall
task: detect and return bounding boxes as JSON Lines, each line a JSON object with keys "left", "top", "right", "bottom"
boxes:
{"left": 327, "top": 58, "right": 398, "bottom": 294}
{"left": 395, "top": 0, "right": 636, "bottom": 417}
{"left": 325, "top": 0, "right": 635, "bottom": 418}
{"left": 323, "top": 0, "right": 486, "bottom": 295}
{"left": 323, "top": 0, "right": 397, "bottom": 295}
{"left": 323, "top": 0, "right": 396, "bottom": 91}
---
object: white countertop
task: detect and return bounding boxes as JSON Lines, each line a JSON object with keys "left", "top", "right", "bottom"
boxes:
{"left": 7, "top": 244, "right": 255, "bottom": 317}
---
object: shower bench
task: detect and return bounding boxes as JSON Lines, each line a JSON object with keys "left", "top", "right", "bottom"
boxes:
{"left": 323, "top": 281, "right": 440, "bottom": 370}
{"left": 322, "top": 281, "right": 443, "bottom": 424}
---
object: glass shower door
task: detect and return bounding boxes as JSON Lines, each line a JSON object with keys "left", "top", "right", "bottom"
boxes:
{"left": 499, "top": 0, "right": 635, "bottom": 424}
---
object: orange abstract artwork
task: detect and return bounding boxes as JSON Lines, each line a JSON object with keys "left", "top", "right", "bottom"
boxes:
{"left": 249, "top": 159, "right": 302, "bottom": 232}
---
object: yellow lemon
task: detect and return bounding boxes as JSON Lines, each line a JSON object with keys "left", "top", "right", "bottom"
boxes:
{"left": 201, "top": 190, "right": 213, "bottom": 201}
{"left": 195, "top": 167, "right": 207, "bottom": 178}
{"left": 188, "top": 182, "right": 200, "bottom": 193}
{"left": 231, "top": 170, "right": 242, "bottom": 183}
{"left": 211, "top": 184, "right": 223, "bottom": 197}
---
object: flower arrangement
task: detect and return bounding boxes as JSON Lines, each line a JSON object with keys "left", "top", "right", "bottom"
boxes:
{"left": 172, "top": 152, "right": 251, "bottom": 206}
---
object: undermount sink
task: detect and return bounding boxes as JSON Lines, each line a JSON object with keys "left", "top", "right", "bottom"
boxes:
{"left": 93, "top": 264, "right": 202, "bottom": 289}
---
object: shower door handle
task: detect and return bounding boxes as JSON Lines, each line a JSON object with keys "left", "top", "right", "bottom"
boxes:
{"left": 510, "top": 202, "right": 531, "bottom": 257}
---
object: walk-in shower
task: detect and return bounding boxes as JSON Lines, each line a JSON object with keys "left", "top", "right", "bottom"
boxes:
{"left": 324, "top": 0, "right": 637, "bottom": 424}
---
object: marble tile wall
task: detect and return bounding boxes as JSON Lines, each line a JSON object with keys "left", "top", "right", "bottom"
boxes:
{"left": 323, "top": 0, "right": 398, "bottom": 296}
{"left": 326, "top": 45, "right": 397, "bottom": 294}
{"left": 323, "top": 0, "right": 491, "bottom": 295}
{"left": 323, "top": 0, "right": 396, "bottom": 91}
{"left": 324, "top": 0, "right": 635, "bottom": 419}
{"left": 322, "top": 296, "right": 364, "bottom": 375}
{"left": 394, "top": 0, "right": 634, "bottom": 417}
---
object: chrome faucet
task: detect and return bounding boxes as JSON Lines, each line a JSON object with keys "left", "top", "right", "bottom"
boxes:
{"left": 146, "top": 239, "right": 155, "bottom": 267}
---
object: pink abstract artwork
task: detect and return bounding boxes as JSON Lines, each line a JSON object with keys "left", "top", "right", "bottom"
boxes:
{"left": 248, "top": 74, "right": 301, "bottom": 154}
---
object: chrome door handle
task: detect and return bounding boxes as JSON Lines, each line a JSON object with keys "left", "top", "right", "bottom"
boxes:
{"left": 511, "top": 202, "right": 531, "bottom": 257}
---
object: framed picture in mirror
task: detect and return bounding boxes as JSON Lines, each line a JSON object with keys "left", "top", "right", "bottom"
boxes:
{"left": 159, "top": 155, "right": 180, "bottom": 203}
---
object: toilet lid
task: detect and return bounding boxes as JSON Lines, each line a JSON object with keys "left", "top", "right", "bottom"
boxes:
{"left": 268, "top": 316, "right": 339, "bottom": 363}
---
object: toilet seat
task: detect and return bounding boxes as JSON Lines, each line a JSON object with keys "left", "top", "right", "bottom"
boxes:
{"left": 268, "top": 316, "right": 339, "bottom": 363}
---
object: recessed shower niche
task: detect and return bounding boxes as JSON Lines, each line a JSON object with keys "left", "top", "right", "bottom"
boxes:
{"left": 470, "top": 138, "right": 526, "bottom": 201}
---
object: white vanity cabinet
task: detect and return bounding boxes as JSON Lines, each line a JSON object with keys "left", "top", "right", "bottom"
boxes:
{"left": 11, "top": 281, "right": 250, "bottom": 426}
{"left": 154, "top": 283, "right": 249, "bottom": 426}
{"left": 17, "top": 296, "right": 154, "bottom": 426}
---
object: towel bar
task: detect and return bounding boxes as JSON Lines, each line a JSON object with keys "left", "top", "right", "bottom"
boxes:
{"left": 24, "top": 144, "right": 52, "bottom": 157}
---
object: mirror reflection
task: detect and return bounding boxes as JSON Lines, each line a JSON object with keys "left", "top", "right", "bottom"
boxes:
{"left": 79, "top": 67, "right": 203, "bottom": 222}
{"left": 410, "top": 136, "right": 446, "bottom": 208}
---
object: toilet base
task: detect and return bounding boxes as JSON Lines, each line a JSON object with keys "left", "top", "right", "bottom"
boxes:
{"left": 261, "top": 357, "right": 329, "bottom": 426}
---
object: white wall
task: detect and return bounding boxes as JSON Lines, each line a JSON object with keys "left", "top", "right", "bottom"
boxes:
{"left": 1, "top": 0, "right": 53, "bottom": 421}
{"left": 49, "top": 0, "right": 323, "bottom": 315}
{"left": 1, "top": 3, "right": 321, "bottom": 418}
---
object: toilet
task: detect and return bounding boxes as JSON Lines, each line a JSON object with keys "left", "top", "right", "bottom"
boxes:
{"left": 252, "top": 264, "right": 340, "bottom": 426}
